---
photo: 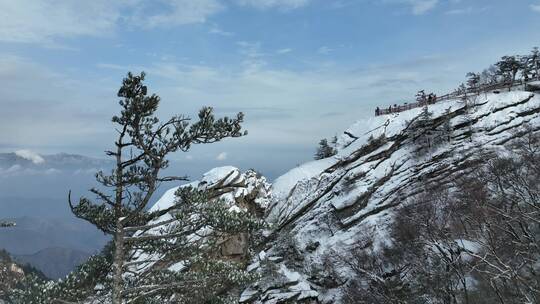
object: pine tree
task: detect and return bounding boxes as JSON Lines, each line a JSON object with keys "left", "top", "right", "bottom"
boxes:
{"left": 415, "top": 90, "right": 427, "bottom": 104}
{"left": 466, "top": 72, "right": 480, "bottom": 92}
{"left": 314, "top": 138, "right": 337, "bottom": 160}
{"left": 480, "top": 65, "right": 499, "bottom": 85}
{"left": 455, "top": 83, "right": 467, "bottom": 96}
{"left": 407, "top": 106, "right": 436, "bottom": 156}
{"left": 520, "top": 55, "right": 532, "bottom": 82}
{"left": 529, "top": 47, "right": 540, "bottom": 81}
{"left": 495, "top": 55, "right": 522, "bottom": 90}
{"left": 330, "top": 135, "right": 338, "bottom": 147}
{"left": 67, "top": 72, "right": 260, "bottom": 303}
{"left": 435, "top": 108, "right": 453, "bottom": 145}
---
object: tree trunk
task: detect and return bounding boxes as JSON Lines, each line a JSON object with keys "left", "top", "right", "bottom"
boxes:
{"left": 509, "top": 72, "right": 517, "bottom": 91}
{"left": 112, "top": 220, "right": 124, "bottom": 303}
{"left": 112, "top": 134, "right": 125, "bottom": 304}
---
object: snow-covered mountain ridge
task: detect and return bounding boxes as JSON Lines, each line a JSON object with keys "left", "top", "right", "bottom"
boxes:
{"left": 144, "top": 89, "right": 539, "bottom": 303}
{"left": 241, "top": 90, "right": 540, "bottom": 303}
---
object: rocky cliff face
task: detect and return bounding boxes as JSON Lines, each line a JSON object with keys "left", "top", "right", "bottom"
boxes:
{"left": 240, "top": 90, "right": 540, "bottom": 303}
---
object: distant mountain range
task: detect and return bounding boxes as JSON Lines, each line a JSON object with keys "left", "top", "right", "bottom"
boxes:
{"left": 15, "top": 247, "right": 91, "bottom": 280}
{"left": 0, "top": 216, "right": 109, "bottom": 255}
{"left": 0, "top": 152, "right": 113, "bottom": 207}
{"left": 0, "top": 152, "right": 112, "bottom": 279}
{"left": 0, "top": 215, "right": 109, "bottom": 279}
{"left": 0, "top": 151, "right": 112, "bottom": 175}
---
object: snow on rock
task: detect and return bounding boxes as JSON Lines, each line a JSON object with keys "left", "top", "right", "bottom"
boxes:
{"left": 271, "top": 158, "right": 337, "bottom": 201}
{"left": 201, "top": 166, "right": 242, "bottom": 188}
{"left": 148, "top": 186, "right": 182, "bottom": 212}
{"left": 127, "top": 166, "right": 271, "bottom": 275}
{"left": 241, "top": 90, "right": 540, "bottom": 303}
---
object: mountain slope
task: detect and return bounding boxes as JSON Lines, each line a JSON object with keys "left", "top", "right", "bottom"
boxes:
{"left": 241, "top": 90, "right": 540, "bottom": 303}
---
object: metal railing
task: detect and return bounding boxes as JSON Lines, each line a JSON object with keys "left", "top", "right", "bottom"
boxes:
{"left": 374, "top": 80, "right": 528, "bottom": 116}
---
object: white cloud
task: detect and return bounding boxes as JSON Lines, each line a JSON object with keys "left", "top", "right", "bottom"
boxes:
{"left": 96, "top": 63, "right": 127, "bottom": 70}
{"left": 209, "top": 26, "right": 234, "bottom": 36}
{"left": 410, "top": 0, "right": 438, "bottom": 15}
{"left": 317, "top": 46, "right": 333, "bottom": 54}
{"left": 276, "top": 48, "right": 293, "bottom": 54}
{"left": 383, "top": 0, "right": 438, "bottom": 15}
{"left": 531, "top": 3, "right": 540, "bottom": 13}
{"left": 445, "top": 6, "right": 473, "bottom": 15}
{"left": 0, "top": 54, "right": 114, "bottom": 149}
{"left": 236, "top": 0, "right": 310, "bottom": 10}
{"left": 137, "top": 0, "right": 223, "bottom": 28}
{"left": 216, "top": 152, "right": 228, "bottom": 161}
{"left": 0, "top": 0, "right": 223, "bottom": 44}
{"left": 0, "top": 1, "right": 120, "bottom": 44}
{"left": 237, "top": 41, "right": 268, "bottom": 71}
{"left": 15, "top": 150, "right": 45, "bottom": 164}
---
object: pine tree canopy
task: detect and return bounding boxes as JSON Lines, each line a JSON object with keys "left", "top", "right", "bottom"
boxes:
{"left": 314, "top": 138, "right": 337, "bottom": 160}
{"left": 56, "top": 72, "right": 260, "bottom": 304}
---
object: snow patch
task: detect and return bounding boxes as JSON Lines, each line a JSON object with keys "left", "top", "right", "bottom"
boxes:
{"left": 272, "top": 157, "right": 336, "bottom": 200}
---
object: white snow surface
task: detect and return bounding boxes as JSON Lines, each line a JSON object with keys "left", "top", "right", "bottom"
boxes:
{"left": 149, "top": 166, "right": 241, "bottom": 212}
{"left": 271, "top": 157, "right": 337, "bottom": 201}
{"left": 201, "top": 166, "right": 241, "bottom": 186}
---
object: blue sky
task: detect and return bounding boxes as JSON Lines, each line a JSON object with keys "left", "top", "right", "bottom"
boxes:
{"left": 1, "top": 0, "right": 540, "bottom": 179}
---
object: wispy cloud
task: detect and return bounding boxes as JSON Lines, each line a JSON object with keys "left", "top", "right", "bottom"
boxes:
{"left": 410, "top": 0, "right": 438, "bottom": 15}
{"left": 0, "top": 1, "right": 119, "bottom": 44}
{"left": 96, "top": 63, "right": 127, "bottom": 70}
{"left": 276, "top": 48, "right": 293, "bottom": 54}
{"left": 382, "top": 0, "right": 439, "bottom": 15}
{"left": 15, "top": 150, "right": 45, "bottom": 164}
{"left": 445, "top": 6, "right": 473, "bottom": 15}
{"left": 209, "top": 25, "right": 234, "bottom": 36}
{"left": 237, "top": 41, "right": 267, "bottom": 71}
{"left": 445, "top": 6, "right": 489, "bottom": 15}
{"left": 0, "top": 0, "right": 223, "bottom": 45}
{"left": 317, "top": 46, "right": 333, "bottom": 54}
{"left": 136, "top": 0, "right": 223, "bottom": 28}
{"left": 0, "top": 54, "right": 112, "bottom": 150}
{"left": 531, "top": 3, "right": 540, "bottom": 13}
{"left": 235, "top": 0, "right": 310, "bottom": 10}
